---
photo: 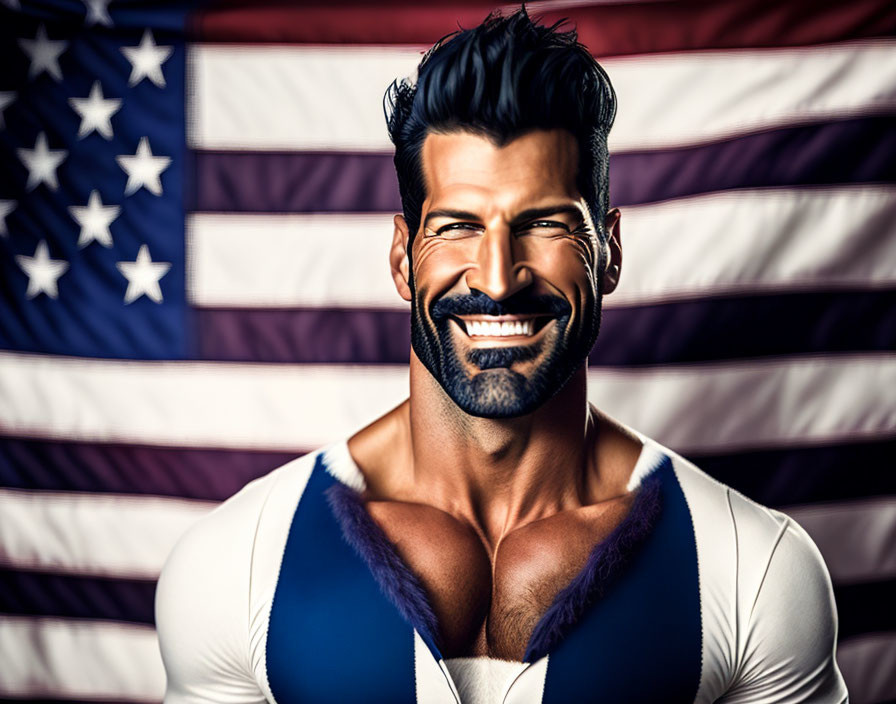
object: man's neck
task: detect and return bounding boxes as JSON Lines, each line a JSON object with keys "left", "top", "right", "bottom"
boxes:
{"left": 351, "top": 352, "right": 640, "bottom": 551}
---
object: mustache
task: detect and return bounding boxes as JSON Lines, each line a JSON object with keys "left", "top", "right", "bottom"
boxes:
{"left": 430, "top": 290, "right": 571, "bottom": 321}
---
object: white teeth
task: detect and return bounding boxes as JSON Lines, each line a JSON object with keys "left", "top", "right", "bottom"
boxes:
{"left": 462, "top": 319, "right": 536, "bottom": 337}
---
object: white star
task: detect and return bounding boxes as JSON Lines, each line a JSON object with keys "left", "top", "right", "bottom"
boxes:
{"left": 83, "top": 0, "right": 113, "bottom": 27}
{"left": 16, "top": 240, "right": 69, "bottom": 299}
{"left": 0, "top": 200, "right": 16, "bottom": 236}
{"left": 116, "top": 137, "right": 170, "bottom": 196}
{"left": 116, "top": 244, "right": 171, "bottom": 304}
{"left": 18, "top": 132, "right": 68, "bottom": 191}
{"left": 68, "top": 190, "right": 119, "bottom": 247}
{"left": 69, "top": 81, "right": 120, "bottom": 139}
{"left": 121, "top": 30, "right": 172, "bottom": 88}
{"left": 0, "top": 92, "right": 15, "bottom": 129}
{"left": 18, "top": 24, "right": 68, "bottom": 82}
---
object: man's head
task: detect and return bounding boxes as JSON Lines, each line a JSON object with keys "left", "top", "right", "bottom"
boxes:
{"left": 384, "top": 7, "right": 620, "bottom": 418}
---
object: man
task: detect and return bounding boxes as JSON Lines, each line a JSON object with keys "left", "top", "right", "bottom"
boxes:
{"left": 156, "top": 8, "right": 848, "bottom": 703}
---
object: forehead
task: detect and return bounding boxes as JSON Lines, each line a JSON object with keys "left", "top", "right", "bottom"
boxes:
{"left": 419, "top": 128, "right": 581, "bottom": 212}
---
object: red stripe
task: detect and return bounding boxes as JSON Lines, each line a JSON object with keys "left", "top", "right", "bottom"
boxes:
{"left": 194, "top": 0, "right": 896, "bottom": 54}
{"left": 189, "top": 116, "right": 896, "bottom": 213}
{"left": 193, "top": 290, "right": 896, "bottom": 365}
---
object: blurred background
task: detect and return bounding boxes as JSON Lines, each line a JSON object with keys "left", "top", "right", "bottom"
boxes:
{"left": 0, "top": 0, "right": 894, "bottom": 701}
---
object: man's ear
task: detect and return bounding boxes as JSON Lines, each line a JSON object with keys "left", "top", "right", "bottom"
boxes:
{"left": 390, "top": 214, "right": 412, "bottom": 302}
{"left": 602, "top": 207, "right": 622, "bottom": 295}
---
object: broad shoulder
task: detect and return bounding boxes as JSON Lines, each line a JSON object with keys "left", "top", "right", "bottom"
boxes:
{"left": 655, "top": 438, "right": 791, "bottom": 547}
{"left": 646, "top": 437, "right": 810, "bottom": 605}
{"left": 656, "top": 440, "right": 836, "bottom": 621}
{"left": 161, "top": 449, "right": 320, "bottom": 572}
{"left": 155, "top": 449, "right": 326, "bottom": 700}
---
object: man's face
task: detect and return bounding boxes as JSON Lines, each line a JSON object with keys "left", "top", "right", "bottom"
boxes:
{"left": 395, "top": 128, "right": 618, "bottom": 418}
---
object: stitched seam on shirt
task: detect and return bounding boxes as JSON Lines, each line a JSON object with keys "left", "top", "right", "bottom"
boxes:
{"left": 724, "top": 486, "right": 741, "bottom": 693}
{"left": 748, "top": 516, "right": 790, "bottom": 622}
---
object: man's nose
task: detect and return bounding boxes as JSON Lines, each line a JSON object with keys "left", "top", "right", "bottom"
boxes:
{"left": 464, "top": 225, "right": 533, "bottom": 301}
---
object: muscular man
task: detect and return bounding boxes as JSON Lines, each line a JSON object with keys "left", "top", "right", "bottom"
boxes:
{"left": 156, "top": 9, "right": 848, "bottom": 703}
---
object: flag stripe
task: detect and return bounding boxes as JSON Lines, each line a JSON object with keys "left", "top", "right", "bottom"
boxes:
{"left": 0, "top": 616, "right": 164, "bottom": 701}
{"left": 1, "top": 498, "right": 889, "bottom": 628}
{"left": 836, "top": 631, "right": 896, "bottom": 704}
{"left": 190, "top": 150, "right": 401, "bottom": 213}
{"left": 835, "top": 579, "right": 896, "bottom": 641}
{"left": 1, "top": 618, "right": 888, "bottom": 704}
{"left": 610, "top": 115, "right": 896, "bottom": 207}
{"left": 0, "top": 436, "right": 294, "bottom": 502}
{"left": 187, "top": 212, "right": 401, "bottom": 309}
{"left": 0, "top": 353, "right": 409, "bottom": 451}
{"left": 0, "top": 351, "right": 893, "bottom": 454}
{"left": 9, "top": 617, "right": 890, "bottom": 704}
{"left": 187, "top": 189, "right": 896, "bottom": 309}
{"left": 0, "top": 488, "right": 213, "bottom": 579}
{"left": 194, "top": 289, "right": 896, "bottom": 365}
{"left": 782, "top": 497, "right": 896, "bottom": 584}
{"left": 188, "top": 43, "right": 422, "bottom": 151}
{"left": 193, "top": 0, "right": 896, "bottom": 55}
{"left": 0, "top": 569, "right": 156, "bottom": 626}
{"left": 189, "top": 40, "right": 896, "bottom": 152}
{"left": 190, "top": 115, "right": 896, "bottom": 213}
{"left": 690, "top": 436, "right": 896, "bottom": 508}
{"left": 2, "top": 572, "right": 891, "bottom": 660}
{"left": 3, "top": 433, "right": 894, "bottom": 508}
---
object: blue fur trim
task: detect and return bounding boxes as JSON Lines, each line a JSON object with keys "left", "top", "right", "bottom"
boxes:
{"left": 523, "top": 471, "right": 664, "bottom": 662}
{"left": 325, "top": 481, "right": 441, "bottom": 650}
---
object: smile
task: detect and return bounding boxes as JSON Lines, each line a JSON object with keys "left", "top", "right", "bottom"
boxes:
{"left": 452, "top": 315, "right": 554, "bottom": 339}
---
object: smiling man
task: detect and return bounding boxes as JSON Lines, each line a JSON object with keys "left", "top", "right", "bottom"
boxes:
{"left": 156, "top": 8, "right": 848, "bottom": 703}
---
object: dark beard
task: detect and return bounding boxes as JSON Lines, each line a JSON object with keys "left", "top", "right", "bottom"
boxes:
{"left": 410, "top": 289, "right": 601, "bottom": 418}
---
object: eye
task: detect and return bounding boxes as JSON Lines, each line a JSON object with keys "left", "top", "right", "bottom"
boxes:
{"left": 518, "top": 220, "right": 571, "bottom": 237}
{"left": 432, "top": 222, "right": 484, "bottom": 239}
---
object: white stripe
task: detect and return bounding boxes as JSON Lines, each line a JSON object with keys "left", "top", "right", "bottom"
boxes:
{"left": 782, "top": 497, "right": 896, "bottom": 585}
{"left": 0, "top": 352, "right": 409, "bottom": 451}
{"left": 189, "top": 40, "right": 896, "bottom": 152}
{"left": 0, "top": 616, "right": 164, "bottom": 700}
{"left": 188, "top": 44, "right": 422, "bottom": 151}
{"left": 0, "top": 351, "right": 892, "bottom": 454}
{"left": 606, "top": 40, "right": 896, "bottom": 151}
{"left": 598, "top": 354, "right": 896, "bottom": 455}
{"left": 187, "top": 188, "right": 896, "bottom": 309}
{"left": 837, "top": 632, "right": 896, "bottom": 704}
{"left": 0, "top": 488, "right": 213, "bottom": 579}
{"left": 188, "top": 212, "right": 404, "bottom": 308}
{"left": 613, "top": 186, "right": 896, "bottom": 306}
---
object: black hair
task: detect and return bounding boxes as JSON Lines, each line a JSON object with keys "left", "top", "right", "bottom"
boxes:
{"left": 384, "top": 5, "right": 616, "bottom": 246}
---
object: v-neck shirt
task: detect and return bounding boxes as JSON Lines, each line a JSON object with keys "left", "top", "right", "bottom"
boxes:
{"left": 156, "top": 428, "right": 848, "bottom": 703}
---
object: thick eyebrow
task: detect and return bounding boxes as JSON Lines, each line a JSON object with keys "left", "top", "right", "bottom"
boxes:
{"left": 509, "top": 205, "right": 585, "bottom": 228}
{"left": 423, "top": 209, "right": 480, "bottom": 230}
{"left": 423, "top": 205, "right": 585, "bottom": 230}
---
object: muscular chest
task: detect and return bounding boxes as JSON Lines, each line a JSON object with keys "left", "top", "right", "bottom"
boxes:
{"left": 366, "top": 496, "right": 634, "bottom": 660}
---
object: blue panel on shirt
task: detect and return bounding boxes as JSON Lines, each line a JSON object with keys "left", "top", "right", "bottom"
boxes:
{"left": 542, "top": 456, "right": 702, "bottom": 703}
{"left": 267, "top": 455, "right": 418, "bottom": 704}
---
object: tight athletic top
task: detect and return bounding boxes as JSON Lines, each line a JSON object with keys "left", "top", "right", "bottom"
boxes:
{"left": 155, "top": 429, "right": 848, "bottom": 703}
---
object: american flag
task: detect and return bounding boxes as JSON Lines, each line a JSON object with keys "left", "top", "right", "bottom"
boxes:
{"left": 0, "top": 0, "right": 894, "bottom": 701}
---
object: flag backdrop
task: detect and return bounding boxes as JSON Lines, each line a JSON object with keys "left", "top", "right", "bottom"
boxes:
{"left": 1, "top": 0, "right": 895, "bottom": 700}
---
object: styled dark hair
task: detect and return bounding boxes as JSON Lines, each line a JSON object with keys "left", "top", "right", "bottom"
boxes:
{"left": 384, "top": 6, "right": 616, "bottom": 245}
